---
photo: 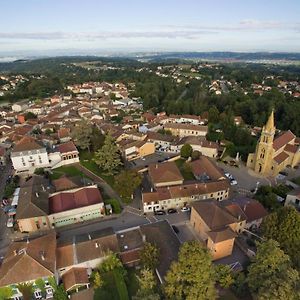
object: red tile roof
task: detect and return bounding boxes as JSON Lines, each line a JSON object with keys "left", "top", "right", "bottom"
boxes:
{"left": 148, "top": 162, "right": 183, "bottom": 185}
{"left": 13, "top": 136, "right": 44, "bottom": 152}
{"left": 57, "top": 141, "right": 78, "bottom": 154}
{"left": 284, "top": 144, "right": 299, "bottom": 154}
{"left": 273, "top": 130, "right": 295, "bottom": 151}
{"left": 273, "top": 151, "right": 289, "bottom": 164}
{"left": 49, "top": 187, "right": 103, "bottom": 214}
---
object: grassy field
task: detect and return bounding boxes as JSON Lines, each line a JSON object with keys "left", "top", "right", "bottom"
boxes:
{"left": 175, "top": 158, "right": 195, "bottom": 181}
{"left": 80, "top": 150, "right": 116, "bottom": 186}
{"left": 94, "top": 269, "right": 129, "bottom": 300}
{"left": 50, "top": 166, "right": 87, "bottom": 180}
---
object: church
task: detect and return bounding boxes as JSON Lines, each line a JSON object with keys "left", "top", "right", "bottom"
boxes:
{"left": 247, "top": 111, "right": 300, "bottom": 176}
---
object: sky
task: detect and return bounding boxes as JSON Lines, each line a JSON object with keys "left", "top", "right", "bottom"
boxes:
{"left": 1, "top": 0, "right": 300, "bottom": 56}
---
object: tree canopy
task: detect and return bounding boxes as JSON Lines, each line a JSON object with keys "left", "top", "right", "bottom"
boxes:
{"left": 140, "top": 242, "right": 159, "bottom": 271}
{"left": 180, "top": 144, "right": 193, "bottom": 159}
{"left": 93, "top": 133, "right": 122, "bottom": 175}
{"left": 247, "top": 239, "right": 300, "bottom": 300}
{"left": 261, "top": 206, "right": 300, "bottom": 269}
{"left": 164, "top": 241, "right": 216, "bottom": 300}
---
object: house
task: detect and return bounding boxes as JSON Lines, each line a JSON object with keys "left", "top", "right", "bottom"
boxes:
{"left": 142, "top": 180, "right": 230, "bottom": 212}
{"left": 51, "top": 141, "right": 80, "bottom": 168}
{"left": 140, "top": 220, "right": 181, "bottom": 282}
{"left": 285, "top": 188, "right": 300, "bottom": 210}
{"left": 148, "top": 162, "right": 184, "bottom": 188}
{"left": 62, "top": 268, "right": 90, "bottom": 294}
{"left": 120, "top": 140, "right": 155, "bottom": 161}
{"left": 48, "top": 185, "right": 104, "bottom": 228}
{"left": 190, "top": 200, "right": 239, "bottom": 260}
{"left": 164, "top": 123, "right": 208, "bottom": 138}
{"left": 247, "top": 111, "right": 300, "bottom": 176}
{"left": 117, "top": 228, "right": 144, "bottom": 267}
{"left": 189, "top": 156, "right": 226, "bottom": 182}
{"left": 12, "top": 101, "right": 29, "bottom": 112}
{"left": 56, "top": 227, "right": 119, "bottom": 275}
{"left": 146, "top": 131, "right": 175, "bottom": 151}
{"left": 0, "top": 232, "right": 56, "bottom": 300}
{"left": 173, "top": 136, "right": 219, "bottom": 158}
{"left": 230, "top": 197, "right": 268, "bottom": 230}
{"left": 16, "top": 176, "right": 53, "bottom": 233}
{"left": 11, "top": 136, "right": 50, "bottom": 173}
{"left": 58, "top": 128, "right": 72, "bottom": 143}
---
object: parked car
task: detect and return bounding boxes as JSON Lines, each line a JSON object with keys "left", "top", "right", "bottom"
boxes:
{"left": 181, "top": 206, "right": 191, "bottom": 212}
{"left": 7, "top": 217, "right": 14, "bottom": 228}
{"left": 167, "top": 208, "right": 177, "bottom": 214}
{"left": 154, "top": 210, "right": 166, "bottom": 215}
{"left": 230, "top": 180, "right": 238, "bottom": 185}
{"left": 172, "top": 225, "right": 179, "bottom": 234}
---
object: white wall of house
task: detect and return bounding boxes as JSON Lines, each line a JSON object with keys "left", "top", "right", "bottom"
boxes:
{"left": 11, "top": 149, "right": 50, "bottom": 172}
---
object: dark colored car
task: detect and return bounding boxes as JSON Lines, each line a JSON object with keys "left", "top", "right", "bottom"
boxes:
{"left": 167, "top": 208, "right": 177, "bottom": 214}
{"left": 172, "top": 225, "right": 179, "bottom": 234}
{"left": 154, "top": 210, "right": 166, "bottom": 215}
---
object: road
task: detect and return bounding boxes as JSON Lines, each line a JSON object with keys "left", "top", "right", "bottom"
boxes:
{"left": 57, "top": 206, "right": 190, "bottom": 240}
{"left": 0, "top": 162, "right": 14, "bottom": 258}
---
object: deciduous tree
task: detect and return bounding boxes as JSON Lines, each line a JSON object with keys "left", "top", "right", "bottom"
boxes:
{"left": 140, "top": 242, "right": 159, "bottom": 271}
{"left": 93, "top": 133, "right": 122, "bottom": 175}
{"left": 115, "top": 170, "right": 142, "bottom": 203}
{"left": 261, "top": 206, "right": 300, "bottom": 269}
{"left": 71, "top": 120, "right": 93, "bottom": 151}
{"left": 180, "top": 144, "right": 193, "bottom": 159}
{"left": 247, "top": 239, "right": 300, "bottom": 300}
{"left": 164, "top": 241, "right": 216, "bottom": 300}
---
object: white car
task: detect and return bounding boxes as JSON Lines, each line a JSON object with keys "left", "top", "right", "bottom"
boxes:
{"left": 181, "top": 206, "right": 191, "bottom": 212}
{"left": 230, "top": 180, "right": 238, "bottom": 186}
{"left": 225, "top": 172, "right": 233, "bottom": 179}
{"left": 7, "top": 217, "right": 14, "bottom": 228}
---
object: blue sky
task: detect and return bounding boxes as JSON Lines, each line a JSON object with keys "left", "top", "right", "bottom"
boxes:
{"left": 1, "top": 0, "right": 300, "bottom": 54}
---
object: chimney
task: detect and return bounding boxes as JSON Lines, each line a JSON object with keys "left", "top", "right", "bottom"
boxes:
{"left": 142, "top": 234, "right": 146, "bottom": 243}
{"left": 151, "top": 187, "right": 153, "bottom": 192}
{"left": 95, "top": 242, "right": 99, "bottom": 248}
{"left": 35, "top": 192, "right": 39, "bottom": 198}
{"left": 13, "top": 250, "right": 17, "bottom": 256}
{"left": 155, "top": 164, "right": 158, "bottom": 169}
{"left": 88, "top": 234, "right": 91, "bottom": 240}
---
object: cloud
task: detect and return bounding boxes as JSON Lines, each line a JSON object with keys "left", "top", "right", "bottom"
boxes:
{"left": 0, "top": 30, "right": 217, "bottom": 41}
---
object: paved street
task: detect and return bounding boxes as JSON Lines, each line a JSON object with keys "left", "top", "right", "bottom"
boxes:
{"left": 0, "top": 163, "right": 14, "bottom": 258}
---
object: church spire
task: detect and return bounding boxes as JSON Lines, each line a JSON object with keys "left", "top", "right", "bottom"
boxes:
{"left": 265, "top": 110, "right": 275, "bottom": 133}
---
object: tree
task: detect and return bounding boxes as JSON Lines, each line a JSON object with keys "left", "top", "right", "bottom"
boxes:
{"left": 93, "top": 133, "right": 122, "bottom": 175}
{"left": 247, "top": 239, "right": 300, "bottom": 300}
{"left": 191, "top": 150, "right": 200, "bottom": 161}
{"left": 133, "top": 268, "right": 160, "bottom": 300}
{"left": 115, "top": 170, "right": 142, "bottom": 203}
{"left": 261, "top": 206, "right": 300, "bottom": 269}
{"left": 0, "top": 287, "right": 13, "bottom": 300}
{"left": 24, "top": 111, "right": 37, "bottom": 120}
{"left": 53, "top": 284, "right": 68, "bottom": 300}
{"left": 71, "top": 120, "right": 93, "bottom": 151}
{"left": 164, "top": 241, "right": 216, "bottom": 300}
{"left": 92, "top": 271, "right": 103, "bottom": 288}
{"left": 35, "top": 278, "right": 46, "bottom": 294}
{"left": 208, "top": 105, "right": 220, "bottom": 124}
{"left": 140, "top": 242, "right": 159, "bottom": 271}
{"left": 16, "top": 283, "right": 33, "bottom": 300}
{"left": 180, "top": 144, "right": 193, "bottom": 159}
{"left": 90, "top": 126, "right": 105, "bottom": 151}
{"left": 99, "top": 252, "right": 124, "bottom": 273}
{"left": 214, "top": 264, "right": 234, "bottom": 288}
{"left": 255, "top": 185, "right": 281, "bottom": 211}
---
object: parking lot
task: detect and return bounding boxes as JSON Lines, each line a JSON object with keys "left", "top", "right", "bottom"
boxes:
{"left": 127, "top": 152, "right": 178, "bottom": 169}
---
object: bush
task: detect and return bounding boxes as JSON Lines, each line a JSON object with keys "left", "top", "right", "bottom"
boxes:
{"left": 34, "top": 168, "right": 45, "bottom": 175}
{"left": 191, "top": 150, "right": 200, "bottom": 161}
{"left": 105, "top": 198, "right": 122, "bottom": 214}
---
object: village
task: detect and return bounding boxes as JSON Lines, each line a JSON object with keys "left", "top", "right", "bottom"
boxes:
{"left": 0, "top": 77, "right": 299, "bottom": 300}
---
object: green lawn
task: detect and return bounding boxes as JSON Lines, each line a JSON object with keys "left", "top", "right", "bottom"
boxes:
{"left": 175, "top": 158, "right": 195, "bottom": 181}
{"left": 94, "top": 269, "right": 129, "bottom": 300}
{"left": 50, "top": 166, "right": 87, "bottom": 180}
{"left": 126, "top": 268, "right": 139, "bottom": 299}
{"left": 80, "top": 150, "right": 116, "bottom": 186}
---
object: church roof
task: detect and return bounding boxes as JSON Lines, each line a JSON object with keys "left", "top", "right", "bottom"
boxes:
{"left": 273, "top": 130, "right": 295, "bottom": 151}
{"left": 264, "top": 110, "right": 275, "bottom": 133}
